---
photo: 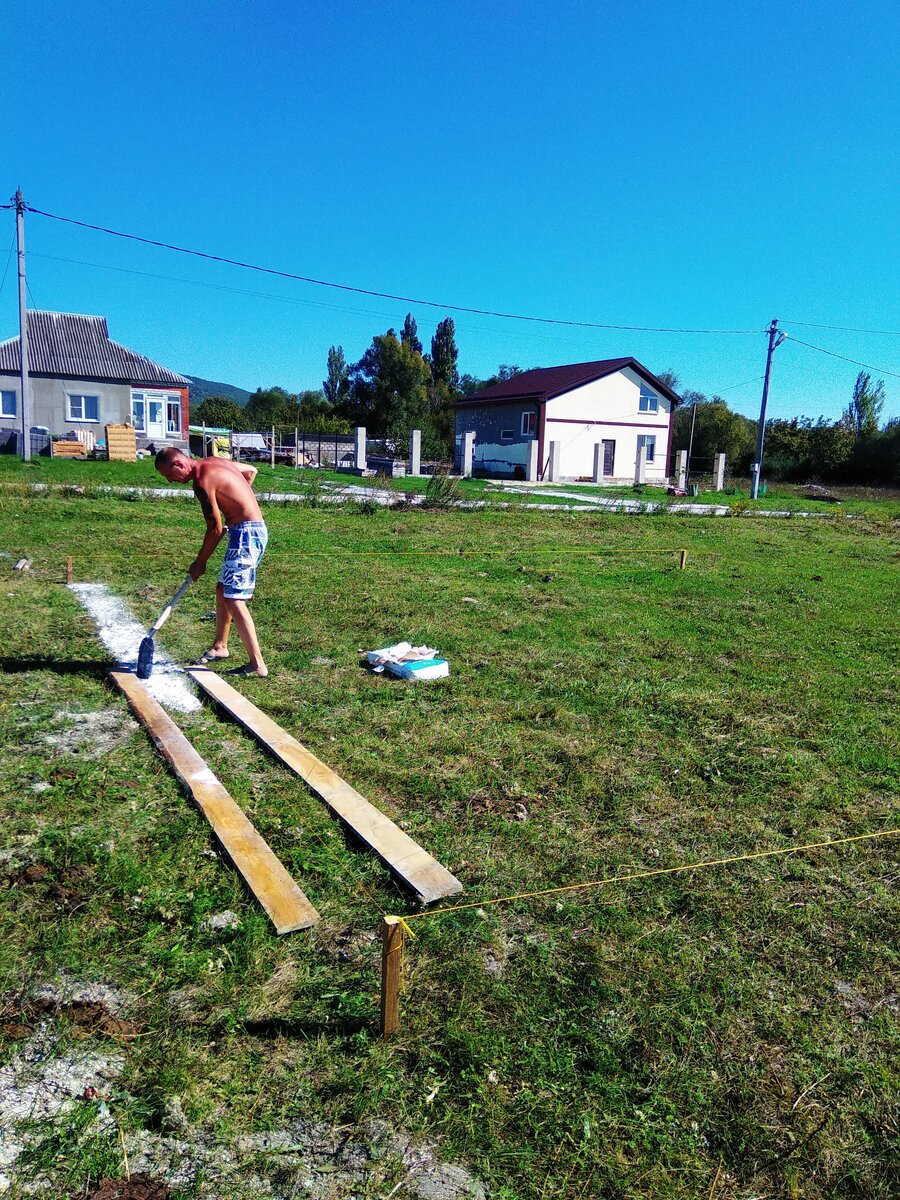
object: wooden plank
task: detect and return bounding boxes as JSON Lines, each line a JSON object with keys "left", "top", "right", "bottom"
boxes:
{"left": 188, "top": 667, "right": 463, "bottom": 904}
{"left": 109, "top": 670, "right": 319, "bottom": 933}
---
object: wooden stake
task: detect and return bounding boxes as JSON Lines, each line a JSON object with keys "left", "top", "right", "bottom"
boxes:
{"left": 679, "top": 548, "right": 688, "bottom": 570}
{"left": 380, "top": 916, "right": 405, "bottom": 1037}
{"left": 66, "top": 555, "right": 73, "bottom": 584}
{"left": 294, "top": 427, "right": 299, "bottom": 470}
{"left": 271, "top": 425, "right": 276, "bottom": 469}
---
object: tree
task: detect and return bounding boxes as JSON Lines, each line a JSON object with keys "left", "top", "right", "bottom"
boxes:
{"left": 671, "top": 394, "right": 755, "bottom": 474}
{"left": 430, "top": 318, "right": 459, "bottom": 389}
{"left": 243, "top": 387, "right": 296, "bottom": 429}
{"left": 192, "top": 395, "right": 247, "bottom": 431}
{"left": 346, "top": 329, "right": 432, "bottom": 445}
{"left": 401, "top": 313, "right": 423, "bottom": 356}
{"left": 844, "top": 371, "right": 885, "bottom": 437}
{"left": 323, "top": 346, "right": 350, "bottom": 407}
{"left": 654, "top": 368, "right": 680, "bottom": 393}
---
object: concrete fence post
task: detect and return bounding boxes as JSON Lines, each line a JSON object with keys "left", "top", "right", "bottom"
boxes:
{"left": 713, "top": 452, "right": 726, "bottom": 491}
{"left": 547, "top": 440, "right": 561, "bottom": 483}
{"left": 592, "top": 442, "right": 603, "bottom": 484}
{"left": 461, "top": 430, "right": 475, "bottom": 478}
{"left": 354, "top": 426, "right": 367, "bottom": 472}
{"left": 408, "top": 429, "right": 421, "bottom": 476}
{"left": 634, "top": 445, "right": 647, "bottom": 485}
{"left": 526, "top": 439, "right": 540, "bottom": 482}
{"left": 675, "top": 449, "right": 688, "bottom": 489}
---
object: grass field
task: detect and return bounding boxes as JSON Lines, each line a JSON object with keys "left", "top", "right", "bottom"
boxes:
{"left": 0, "top": 461, "right": 897, "bottom": 1198}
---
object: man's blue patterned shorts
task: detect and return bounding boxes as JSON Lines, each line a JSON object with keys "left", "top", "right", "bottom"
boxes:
{"left": 218, "top": 520, "right": 268, "bottom": 600}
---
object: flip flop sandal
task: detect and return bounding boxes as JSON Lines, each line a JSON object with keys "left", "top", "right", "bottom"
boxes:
{"left": 196, "top": 650, "right": 230, "bottom": 666}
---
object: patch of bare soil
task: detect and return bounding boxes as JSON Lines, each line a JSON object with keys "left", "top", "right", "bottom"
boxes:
{"left": 5, "top": 860, "right": 95, "bottom": 913}
{"left": 71, "top": 1173, "right": 171, "bottom": 1200}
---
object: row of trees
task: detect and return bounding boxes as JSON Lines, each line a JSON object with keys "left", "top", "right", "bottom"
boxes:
{"left": 669, "top": 372, "right": 898, "bottom": 485}
{"left": 192, "top": 315, "right": 477, "bottom": 458}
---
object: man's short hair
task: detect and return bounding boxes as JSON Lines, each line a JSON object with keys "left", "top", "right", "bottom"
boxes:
{"left": 155, "top": 446, "right": 189, "bottom": 469}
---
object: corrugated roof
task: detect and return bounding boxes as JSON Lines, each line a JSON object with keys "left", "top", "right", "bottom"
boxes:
{"left": 0, "top": 311, "right": 189, "bottom": 386}
{"left": 455, "top": 357, "right": 681, "bottom": 407}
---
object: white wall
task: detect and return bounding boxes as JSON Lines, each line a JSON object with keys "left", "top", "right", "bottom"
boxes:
{"left": 544, "top": 367, "right": 672, "bottom": 480}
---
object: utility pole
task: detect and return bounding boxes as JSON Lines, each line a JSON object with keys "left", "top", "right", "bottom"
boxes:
{"left": 750, "top": 318, "right": 787, "bottom": 499}
{"left": 685, "top": 401, "right": 698, "bottom": 485}
{"left": 14, "top": 189, "right": 31, "bottom": 463}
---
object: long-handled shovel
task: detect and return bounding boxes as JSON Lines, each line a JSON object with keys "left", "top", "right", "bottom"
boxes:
{"left": 136, "top": 575, "right": 193, "bottom": 679}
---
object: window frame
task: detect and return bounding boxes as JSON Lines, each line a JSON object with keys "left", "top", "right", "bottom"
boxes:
{"left": 131, "top": 394, "right": 146, "bottom": 432}
{"left": 521, "top": 411, "right": 536, "bottom": 436}
{"left": 66, "top": 393, "right": 100, "bottom": 423}
{"left": 637, "top": 433, "right": 656, "bottom": 462}
{"left": 638, "top": 386, "right": 659, "bottom": 414}
{"left": 1, "top": 389, "right": 16, "bottom": 419}
{"left": 166, "top": 396, "right": 182, "bottom": 435}
{"left": 500, "top": 428, "right": 514, "bottom": 443}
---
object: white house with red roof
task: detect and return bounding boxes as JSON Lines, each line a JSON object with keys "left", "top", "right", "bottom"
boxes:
{"left": 454, "top": 357, "right": 680, "bottom": 483}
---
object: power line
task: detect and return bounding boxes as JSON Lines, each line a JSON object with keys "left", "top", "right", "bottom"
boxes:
{"left": 784, "top": 334, "right": 900, "bottom": 380}
{"left": 780, "top": 317, "right": 900, "bottom": 336}
{"left": 24, "top": 204, "right": 763, "bottom": 336}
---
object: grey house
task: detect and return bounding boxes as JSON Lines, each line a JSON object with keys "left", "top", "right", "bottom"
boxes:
{"left": 455, "top": 357, "right": 681, "bottom": 482}
{"left": 0, "top": 310, "right": 190, "bottom": 452}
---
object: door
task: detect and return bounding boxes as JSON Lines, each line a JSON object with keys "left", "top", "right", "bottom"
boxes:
{"left": 602, "top": 439, "right": 616, "bottom": 475}
{"left": 147, "top": 399, "right": 165, "bottom": 439}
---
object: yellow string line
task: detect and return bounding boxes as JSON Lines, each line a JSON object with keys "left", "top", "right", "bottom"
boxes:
{"left": 29, "top": 547, "right": 690, "bottom": 560}
{"left": 396, "top": 828, "right": 900, "bottom": 923}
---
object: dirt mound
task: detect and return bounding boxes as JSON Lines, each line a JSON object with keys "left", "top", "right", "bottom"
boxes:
{"left": 74, "top": 1174, "right": 171, "bottom": 1200}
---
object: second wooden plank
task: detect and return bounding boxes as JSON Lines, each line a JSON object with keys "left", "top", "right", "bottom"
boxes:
{"left": 188, "top": 668, "right": 463, "bottom": 905}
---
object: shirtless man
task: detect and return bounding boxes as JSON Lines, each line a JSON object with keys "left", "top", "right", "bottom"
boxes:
{"left": 155, "top": 448, "right": 269, "bottom": 677}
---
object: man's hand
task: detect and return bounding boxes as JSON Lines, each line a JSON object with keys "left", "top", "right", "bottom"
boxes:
{"left": 188, "top": 559, "right": 207, "bottom": 581}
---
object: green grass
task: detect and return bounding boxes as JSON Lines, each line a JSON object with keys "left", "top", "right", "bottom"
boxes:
{"left": 3, "top": 455, "right": 898, "bottom": 522}
{"left": 0, "top": 481, "right": 897, "bottom": 1198}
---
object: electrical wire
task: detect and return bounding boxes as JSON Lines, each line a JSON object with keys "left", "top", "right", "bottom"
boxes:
{"left": 780, "top": 318, "right": 900, "bottom": 336}
{"left": 24, "top": 204, "right": 764, "bottom": 336}
{"left": 0, "top": 231, "right": 15, "bottom": 297}
{"left": 783, "top": 334, "right": 900, "bottom": 380}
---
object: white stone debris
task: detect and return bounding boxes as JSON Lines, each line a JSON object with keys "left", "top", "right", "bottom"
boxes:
{"left": 68, "top": 583, "right": 200, "bottom": 713}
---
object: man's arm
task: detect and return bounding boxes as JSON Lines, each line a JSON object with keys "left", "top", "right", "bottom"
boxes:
{"left": 189, "top": 483, "right": 225, "bottom": 579}
{"left": 235, "top": 461, "right": 258, "bottom": 486}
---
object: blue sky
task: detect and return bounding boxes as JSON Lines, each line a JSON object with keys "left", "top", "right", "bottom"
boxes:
{"left": 2, "top": 0, "right": 898, "bottom": 420}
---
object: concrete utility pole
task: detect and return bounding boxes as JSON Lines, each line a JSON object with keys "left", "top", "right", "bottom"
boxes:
{"left": 14, "top": 189, "right": 31, "bottom": 462}
{"left": 750, "top": 318, "right": 787, "bottom": 499}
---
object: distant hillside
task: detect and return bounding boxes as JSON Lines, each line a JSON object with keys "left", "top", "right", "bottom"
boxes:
{"left": 185, "top": 375, "right": 252, "bottom": 407}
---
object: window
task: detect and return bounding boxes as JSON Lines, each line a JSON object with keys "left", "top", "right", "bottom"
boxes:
{"left": 521, "top": 411, "right": 536, "bottom": 436}
{"left": 500, "top": 429, "right": 514, "bottom": 442}
{"left": 1, "top": 390, "right": 16, "bottom": 418}
{"left": 131, "top": 395, "right": 146, "bottom": 432}
{"left": 166, "top": 397, "right": 182, "bottom": 435}
{"left": 637, "top": 434, "right": 656, "bottom": 462}
{"left": 67, "top": 394, "right": 100, "bottom": 422}
{"left": 638, "top": 385, "right": 658, "bottom": 413}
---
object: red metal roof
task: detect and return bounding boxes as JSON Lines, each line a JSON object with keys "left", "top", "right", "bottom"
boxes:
{"left": 455, "top": 357, "right": 681, "bottom": 407}
{"left": 0, "top": 311, "right": 189, "bottom": 387}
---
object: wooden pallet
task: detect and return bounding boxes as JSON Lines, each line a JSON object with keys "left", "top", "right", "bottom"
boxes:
{"left": 187, "top": 668, "right": 463, "bottom": 905}
{"left": 105, "top": 423, "right": 137, "bottom": 462}
{"left": 110, "top": 670, "right": 319, "bottom": 933}
{"left": 51, "top": 440, "right": 87, "bottom": 458}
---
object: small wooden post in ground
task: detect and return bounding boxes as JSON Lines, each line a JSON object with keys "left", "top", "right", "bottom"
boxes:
{"left": 679, "top": 548, "right": 688, "bottom": 570}
{"left": 66, "top": 555, "right": 73, "bottom": 584}
{"left": 380, "top": 916, "right": 406, "bottom": 1037}
{"left": 294, "top": 427, "right": 299, "bottom": 469}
